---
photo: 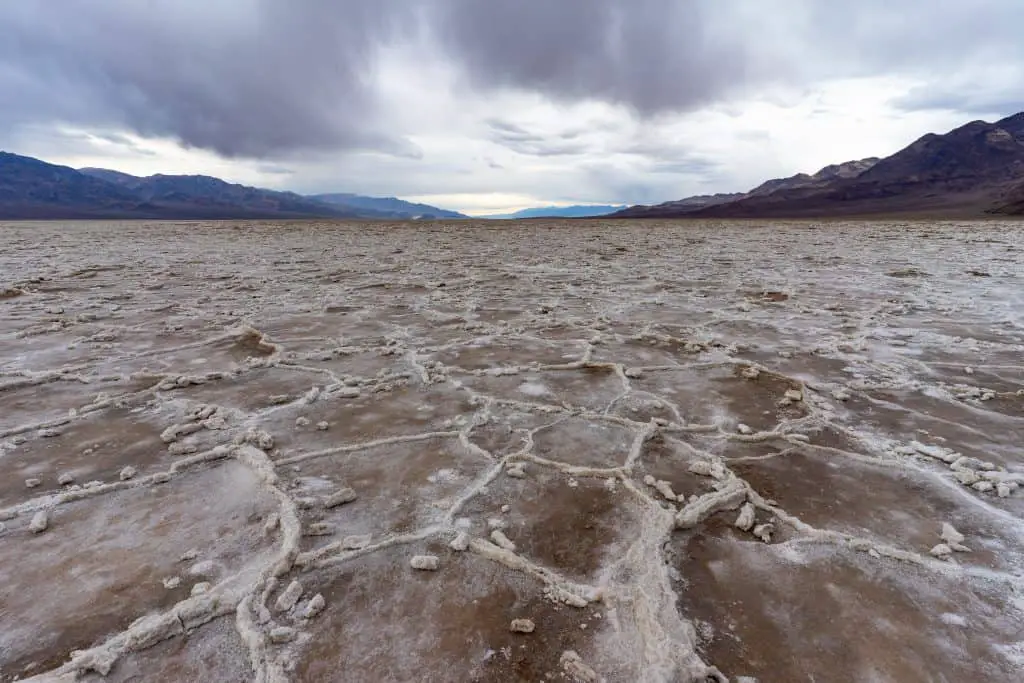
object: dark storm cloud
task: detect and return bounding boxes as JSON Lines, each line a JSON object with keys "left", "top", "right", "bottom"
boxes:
{"left": 0, "top": 0, "right": 420, "bottom": 158}
{"left": 434, "top": 0, "right": 1024, "bottom": 118}
{"left": 432, "top": 0, "right": 753, "bottom": 115}
{"left": 2, "top": 0, "right": 1023, "bottom": 159}
{"left": 7, "top": 126, "right": 157, "bottom": 161}
{"left": 0, "top": 0, "right": 766, "bottom": 158}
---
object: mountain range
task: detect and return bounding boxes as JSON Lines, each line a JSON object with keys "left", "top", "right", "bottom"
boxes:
{"left": 0, "top": 153, "right": 466, "bottom": 220}
{"left": 481, "top": 205, "right": 627, "bottom": 219}
{"left": 614, "top": 112, "right": 1024, "bottom": 219}
{"left": 306, "top": 193, "right": 464, "bottom": 219}
{"left": 5, "top": 111, "right": 1024, "bottom": 222}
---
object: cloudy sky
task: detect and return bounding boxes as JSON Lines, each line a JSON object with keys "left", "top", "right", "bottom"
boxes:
{"left": 2, "top": 1, "right": 1023, "bottom": 215}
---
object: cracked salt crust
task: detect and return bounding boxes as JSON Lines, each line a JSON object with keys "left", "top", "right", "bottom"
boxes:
{"left": 0, "top": 219, "right": 1022, "bottom": 681}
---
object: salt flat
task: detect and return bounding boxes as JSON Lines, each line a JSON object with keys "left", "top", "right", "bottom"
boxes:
{"left": 0, "top": 219, "right": 1022, "bottom": 682}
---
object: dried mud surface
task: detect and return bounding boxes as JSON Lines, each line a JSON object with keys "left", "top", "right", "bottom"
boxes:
{"left": 1, "top": 219, "right": 1022, "bottom": 683}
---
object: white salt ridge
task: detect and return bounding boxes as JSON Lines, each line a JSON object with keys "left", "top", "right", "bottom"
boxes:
{"left": 304, "top": 522, "right": 336, "bottom": 537}
{"left": 753, "top": 523, "right": 774, "bottom": 543}
{"left": 29, "top": 510, "right": 49, "bottom": 533}
{"left": 734, "top": 503, "right": 756, "bottom": 532}
{"left": 510, "top": 618, "right": 535, "bottom": 633}
{"left": 675, "top": 479, "right": 747, "bottom": 529}
{"left": 940, "top": 613, "right": 968, "bottom": 627}
{"left": 269, "top": 626, "right": 297, "bottom": 643}
{"left": 274, "top": 581, "right": 303, "bottom": 612}
{"left": 449, "top": 531, "right": 470, "bottom": 552}
{"left": 188, "top": 560, "right": 219, "bottom": 577}
{"left": 302, "top": 593, "right": 327, "bottom": 619}
{"left": 561, "top": 650, "right": 600, "bottom": 682}
{"left": 517, "top": 381, "right": 551, "bottom": 397}
{"left": 342, "top": 535, "right": 372, "bottom": 550}
{"left": 410, "top": 554, "right": 440, "bottom": 571}
{"left": 323, "top": 487, "right": 357, "bottom": 508}
{"left": 490, "top": 529, "right": 516, "bottom": 552}
{"left": 506, "top": 463, "right": 527, "bottom": 479}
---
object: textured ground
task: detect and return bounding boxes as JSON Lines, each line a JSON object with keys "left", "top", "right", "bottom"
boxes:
{"left": 0, "top": 219, "right": 1022, "bottom": 683}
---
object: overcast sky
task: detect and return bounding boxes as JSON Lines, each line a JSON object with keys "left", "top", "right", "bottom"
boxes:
{"left": 2, "top": 1, "right": 1023, "bottom": 215}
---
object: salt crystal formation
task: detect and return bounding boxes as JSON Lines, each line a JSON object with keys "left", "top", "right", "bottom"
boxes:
{"left": 510, "top": 618, "right": 536, "bottom": 634}
{"left": 410, "top": 554, "right": 441, "bottom": 571}
{"left": 0, "top": 220, "right": 1022, "bottom": 682}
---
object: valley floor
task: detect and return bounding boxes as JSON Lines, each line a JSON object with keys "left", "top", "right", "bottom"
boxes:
{"left": 1, "top": 219, "right": 1022, "bottom": 682}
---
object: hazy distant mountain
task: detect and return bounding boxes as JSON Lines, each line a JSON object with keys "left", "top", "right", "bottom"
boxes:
{"left": 615, "top": 111, "right": 1024, "bottom": 218}
{"left": 309, "top": 193, "right": 466, "bottom": 219}
{"left": 0, "top": 153, "right": 155, "bottom": 219}
{"left": 79, "top": 168, "right": 372, "bottom": 219}
{"left": 0, "top": 153, "right": 466, "bottom": 220}
{"left": 608, "top": 193, "right": 743, "bottom": 218}
{"left": 482, "top": 205, "right": 626, "bottom": 219}
{"left": 76, "top": 167, "right": 141, "bottom": 186}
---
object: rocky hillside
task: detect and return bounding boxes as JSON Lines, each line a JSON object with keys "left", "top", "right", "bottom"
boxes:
{"left": 0, "top": 153, "right": 464, "bottom": 220}
{"left": 616, "top": 112, "right": 1024, "bottom": 218}
{"left": 990, "top": 178, "right": 1024, "bottom": 215}
{"left": 0, "top": 153, "right": 151, "bottom": 219}
{"left": 79, "top": 169, "right": 372, "bottom": 219}
{"left": 745, "top": 158, "right": 880, "bottom": 197}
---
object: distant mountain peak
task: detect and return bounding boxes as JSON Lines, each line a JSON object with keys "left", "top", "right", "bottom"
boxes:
{"left": 812, "top": 157, "right": 880, "bottom": 180}
{"left": 480, "top": 204, "right": 626, "bottom": 219}
{"left": 308, "top": 193, "right": 466, "bottom": 219}
{"left": 996, "top": 111, "right": 1024, "bottom": 135}
{"left": 613, "top": 111, "right": 1024, "bottom": 219}
{"left": 0, "top": 155, "right": 467, "bottom": 220}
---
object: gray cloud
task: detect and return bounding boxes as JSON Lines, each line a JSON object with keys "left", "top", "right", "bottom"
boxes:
{"left": 434, "top": 0, "right": 1024, "bottom": 119}
{"left": 581, "top": 161, "right": 687, "bottom": 206}
{"left": 0, "top": 0, "right": 420, "bottom": 157}
{"left": 0, "top": 0, "right": 780, "bottom": 160}
{"left": 893, "top": 88, "right": 1024, "bottom": 120}
{"left": 647, "top": 158, "right": 721, "bottom": 176}
{"left": 2, "top": 0, "right": 1024, "bottom": 163}
{"left": 432, "top": 0, "right": 756, "bottom": 115}
{"left": 255, "top": 164, "right": 296, "bottom": 176}
{"left": 800, "top": 1, "right": 1024, "bottom": 74}
{"left": 5, "top": 125, "right": 159, "bottom": 162}
{"left": 486, "top": 120, "right": 533, "bottom": 138}
{"left": 486, "top": 119, "right": 591, "bottom": 157}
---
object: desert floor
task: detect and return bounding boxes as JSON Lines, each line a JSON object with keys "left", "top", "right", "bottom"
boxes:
{"left": 1, "top": 219, "right": 1022, "bottom": 682}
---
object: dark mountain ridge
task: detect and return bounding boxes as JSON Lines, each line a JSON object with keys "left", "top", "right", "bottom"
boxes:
{"left": 615, "top": 112, "right": 1024, "bottom": 219}
{"left": 309, "top": 193, "right": 466, "bottom": 219}
{"left": 0, "top": 153, "right": 153, "bottom": 219}
{"left": 0, "top": 153, "right": 464, "bottom": 220}
{"left": 79, "top": 169, "right": 372, "bottom": 218}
